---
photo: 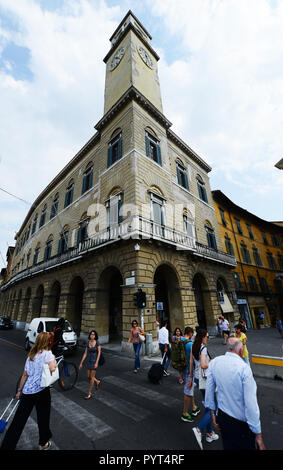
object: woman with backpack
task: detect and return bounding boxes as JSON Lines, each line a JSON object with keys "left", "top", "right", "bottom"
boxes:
{"left": 188, "top": 329, "right": 219, "bottom": 450}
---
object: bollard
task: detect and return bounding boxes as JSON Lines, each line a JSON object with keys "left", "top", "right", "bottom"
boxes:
{"left": 145, "top": 333, "right": 153, "bottom": 356}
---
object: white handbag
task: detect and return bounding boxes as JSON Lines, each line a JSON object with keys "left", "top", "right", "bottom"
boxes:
{"left": 139, "top": 334, "right": 145, "bottom": 343}
{"left": 40, "top": 363, "right": 59, "bottom": 387}
{"left": 198, "top": 368, "right": 207, "bottom": 390}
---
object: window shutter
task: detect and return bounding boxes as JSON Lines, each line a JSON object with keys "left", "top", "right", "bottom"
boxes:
{"left": 212, "top": 234, "right": 217, "bottom": 250}
{"left": 88, "top": 167, "right": 93, "bottom": 190}
{"left": 64, "top": 191, "right": 68, "bottom": 208}
{"left": 107, "top": 146, "right": 112, "bottom": 167}
{"left": 77, "top": 227, "right": 82, "bottom": 246}
{"left": 44, "top": 247, "right": 48, "bottom": 261}
{"left": 184, "top": 172, "right": 189, "bottom": 190}
{"left": 156, "top": 144, "right": 162, "bottom": 166}
{"left": 203, "top": 186, "right": 208, "bottom": 203}
{"left": 82, "top": 175, "right": 87, "bottom": 194}
{"left": 118, "top": 135, "right": 122, "bottom": 160}
{"left": 118, "top": 199, "right": 122, "bottom": 224}
{"left": 177, "top": 166, "right": 182, "bottom": 185}
{"left": 197, "top": 181, "right": 202, "bottom": 199}
{"left": 145, "top": 135, "right": 150, "bottom": 157}
{"left": 58, "top": 238, "right": 63, "bottom": 255}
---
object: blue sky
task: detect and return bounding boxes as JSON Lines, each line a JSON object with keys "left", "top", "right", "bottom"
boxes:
{"left": 0, "top": 0, "right": 282, "bottom": 270}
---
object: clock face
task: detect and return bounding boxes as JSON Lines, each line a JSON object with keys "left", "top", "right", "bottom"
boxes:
{"left": 137, "top": 46, "right": 153, "bottom": 69}
{"left": 110, "top": 47, "right": 125, "bottom": 71}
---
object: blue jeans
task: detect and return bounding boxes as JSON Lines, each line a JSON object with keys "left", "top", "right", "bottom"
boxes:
{"left": 194, "top": 378, "right": 213, "bottom": 434}
{"left": 133, "top": 342, "right": 141, "bottom": 370}
{"left": 159, "top": 344, "right": 171, "bottom": 371}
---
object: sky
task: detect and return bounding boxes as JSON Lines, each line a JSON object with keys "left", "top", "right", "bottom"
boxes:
{"left": 0, "top": 0, "right": 283, "bottom": 270}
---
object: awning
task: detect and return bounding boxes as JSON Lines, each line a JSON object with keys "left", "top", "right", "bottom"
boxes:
{"left": 220, "top": 293, "right": 234, "bottom": 314}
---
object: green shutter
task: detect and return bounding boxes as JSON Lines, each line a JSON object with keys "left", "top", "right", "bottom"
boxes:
{"left": 145, "top": 135, "right": 150, "bottom": 157}
{"left": 107, "top": 146, "right": 112, "bottom": 167}
{"left": 118, "top": 135, "right": 122, "bottom": 160}
{"left": 156, "top": 144, "right": 162, "bottom": 166}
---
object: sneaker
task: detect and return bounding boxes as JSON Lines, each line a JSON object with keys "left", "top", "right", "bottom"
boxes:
{"left": 206, "top": 431, "right": 219, "bottom": 443}
{"left": 181, "top": 413, "right": 193, "bottom": 423}
{"left": 191, "top": 405, "right": 200, "bottom": 417}
{"left": 38, "top": 440, "right": 52, "bottom": 450}
{"left": 192, "top": 427, "right": 203, "bottom": 450}
{"left": 163, "top": 370, "right": 170, "bottom": 376}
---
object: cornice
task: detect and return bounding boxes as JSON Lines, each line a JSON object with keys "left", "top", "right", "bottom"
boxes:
{"left": 167, "top": 129, "right": 212, "bottom": 174}
{"left": 103, "top": 22, "right": 159, "bottom": 64}
{"left": 94, "top": 85, "right": 172, "bottom": 132}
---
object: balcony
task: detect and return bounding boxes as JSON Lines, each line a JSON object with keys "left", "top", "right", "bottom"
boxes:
{"left": 2, "top": 215, "right": 236, "bottom": 289}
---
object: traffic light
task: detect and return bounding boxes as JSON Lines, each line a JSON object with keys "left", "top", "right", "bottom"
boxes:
{"left": 133, "top": 291, "right": 139, "bottom": 307}
{"left": 133, "top": 289, "right": 146, "bottom": 308}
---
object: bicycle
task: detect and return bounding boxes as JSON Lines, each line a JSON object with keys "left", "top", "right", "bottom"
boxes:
{"left": 15, "top": 354, "right": 78, "bottom": 395}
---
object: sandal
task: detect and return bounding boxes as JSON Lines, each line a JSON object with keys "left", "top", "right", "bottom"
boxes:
{"left": 38, "top": 440, "right": 52, "bottom": 450}
{"left": 96, "top": 380, "right": 101, "bottom": 390}
{"left": 84, "top": 394, "right": 92, "bottom": 400}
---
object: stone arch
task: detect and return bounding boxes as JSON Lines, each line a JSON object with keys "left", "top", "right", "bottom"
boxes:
{"left": 96, "top": 266, "right": 123, "bottom": 343}
{"left": 154, "top": 263, "right": 183, "bottom": 333}
{"left": 22, "top": 287, "right": 32, "bottom": 322}
{"left": 66, "top": 276, "right": 84, "bottom": 336}
{"left": 32, "top": 284, "right": 44, "bottom": 318}
{"left": 48, "top": 281, "right": 61, "bottom": 316}
{"left": 192, "top": 272, "right": 214, "bottom": 329}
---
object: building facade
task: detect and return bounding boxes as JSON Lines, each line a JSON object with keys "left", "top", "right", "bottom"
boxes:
{"left": 213, "top": 190, "right": 283, "bottom": 329}
{"left": 0, "top": 12, "right": 238, "bottom": 349}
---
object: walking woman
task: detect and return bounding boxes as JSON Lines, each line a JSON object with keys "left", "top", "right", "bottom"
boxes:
{"left": 79, "top": 330, "right": 102, "bottom": 399}
{"left": 1, "top": 332, "right": 57, "bottom": 450}
{"left": 234, "top": 323, "right": 249, "bottom": 364}
{"left": 188, "top": 329, "right": 219, "bottom": 450}
{"left": 127, "top": 320, "right": 145, "bottom": 373}
{"left": 171, "top": 327, "right": 185, "bottom": 384}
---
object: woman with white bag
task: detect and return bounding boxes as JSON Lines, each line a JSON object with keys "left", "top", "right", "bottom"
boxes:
{"left": 1, "top": 332, "right": 57, "bottom": 450}
{"left": 188, "top": 329, "right": 219, "bottom": 450}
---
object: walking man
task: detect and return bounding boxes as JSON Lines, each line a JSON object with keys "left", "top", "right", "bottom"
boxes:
{"left": 158, "top": 320, "right": 171, "bottom": 376}
{"left": 205, "top": 337, "right": 266, "bottom": 450}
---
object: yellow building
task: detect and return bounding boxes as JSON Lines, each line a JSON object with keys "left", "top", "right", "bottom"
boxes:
{"left": 213, "top": 190, "right": 283, "bottom": 329}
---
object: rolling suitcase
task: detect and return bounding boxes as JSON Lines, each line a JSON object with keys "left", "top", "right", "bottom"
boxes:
{"left": 148, "top": 353, "right": 166, "bottom": 384}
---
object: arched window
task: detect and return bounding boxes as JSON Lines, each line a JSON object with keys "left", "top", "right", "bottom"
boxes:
{"left": 64, "top": 180, "right": 74, "bottom": 208}
{"left": 252, "top": 246, "right": 262, "bottom": 266}
{"left": 107, "top": 129, "right": 122, "bottom": 167}
{"left": 224, "top": 234, "right": 235, "bottom": 256}
{"left": 240, "top": 242, "right": 251, "bottom": 264}
{"left": 77, "top": 213, "right": 89, "bottom": 246}
{"left": 205, "top": 222, "right": 217, "bottom": 250}
{"left": 39, "top": 205, "right": 47, "bottom": 228}
{"left": 33, "top": 243, "right": 41, "bottom": 265}
{"left": 183, "top": 209, "right": 194, "bottom": 238}
{"left": 31, "top": 214, "right": 38, "bottom": 235}
{"left": 44, "top": 235, "right": 53, "bottom": 261}
{"left": 50, "top": 194, "right": 59, "bottom": 219}
{"left": 197, "top": 175, "right": 208, "bottom": 203}
{"left": 58, "top": 225, "right": 69, "bottom": 254}
{"left": 106, "top": 188, "right": 123, "bottom": 228}
{"left": 82, "top": 163, "right": 93, "bottom": 194}
{"left": 145, "top": 129, "right": 162, "bottom": 166}
{"left": 176, "top": 159, "right": 189, "bottom": 190}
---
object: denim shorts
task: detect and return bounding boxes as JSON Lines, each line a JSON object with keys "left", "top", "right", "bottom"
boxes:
{"left": 184, "top": 371, "right": 194, "bottom": 397}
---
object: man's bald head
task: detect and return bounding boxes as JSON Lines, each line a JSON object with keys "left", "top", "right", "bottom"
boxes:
{"left": 227, "top": 337, "right": 243, "bottom": 356}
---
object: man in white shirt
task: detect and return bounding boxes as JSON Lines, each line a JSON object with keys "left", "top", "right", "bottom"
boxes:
{"left": 158, "top": 320, "right": 171, "bottom": 376}
{"left": 205, "top": 337, "right": 265, "bottom": 450}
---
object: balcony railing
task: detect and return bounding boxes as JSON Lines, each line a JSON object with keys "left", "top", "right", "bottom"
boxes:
{"left": 2, "top": 215, "right": 236, "bottom": 289}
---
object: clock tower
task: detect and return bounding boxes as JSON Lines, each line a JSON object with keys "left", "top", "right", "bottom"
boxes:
{"left": 103, "top": 11, "right": 163, "bottom": 114}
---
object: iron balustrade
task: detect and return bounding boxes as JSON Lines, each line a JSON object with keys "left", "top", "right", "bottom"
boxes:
{"left": 2, "top": 215, "right": 236, "bottom": 289}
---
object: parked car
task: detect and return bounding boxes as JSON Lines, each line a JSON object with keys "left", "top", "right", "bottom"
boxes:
{"left": 0, "top": 316, "right": 14, "bottom": 329}
{"left": 25, "top": 317, "right": 77, "bottom": 352}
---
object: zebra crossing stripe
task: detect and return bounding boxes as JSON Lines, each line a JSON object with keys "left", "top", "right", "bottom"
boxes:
{"left": 50, "top": 389, "right": 113, "bottom": 440}
{"left": 75, "top": 382, "right": 151, "bottom": 422}
{"left": 102, "top": 376, "right": 181, "bottom": 406}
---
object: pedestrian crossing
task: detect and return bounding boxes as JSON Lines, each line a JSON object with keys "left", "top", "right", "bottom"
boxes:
{"left": 0, "top": 371, "right": 183, "bottom": 450}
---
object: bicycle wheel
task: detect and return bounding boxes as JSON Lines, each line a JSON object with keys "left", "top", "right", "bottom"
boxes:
{"left": 58, "top": 361, "right": 78, "bottom": 391}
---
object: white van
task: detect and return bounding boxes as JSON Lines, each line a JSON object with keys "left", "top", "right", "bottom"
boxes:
{"left": 25, "top": 317, "right": 77, "bottom": 352}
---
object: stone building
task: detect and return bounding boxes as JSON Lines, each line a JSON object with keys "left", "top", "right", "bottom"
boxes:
{"left": 213, "top": 190, "right": 283, "bottom": 329}
{"left": 0, "top": 11, "right": 238, "bottom": 350}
